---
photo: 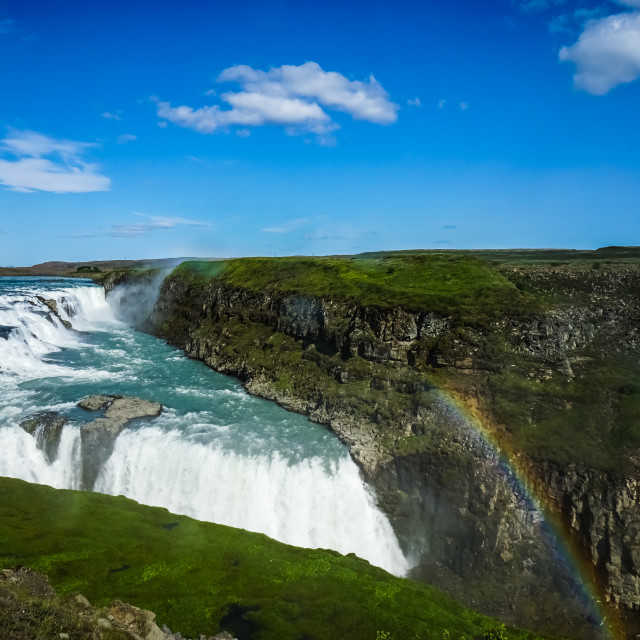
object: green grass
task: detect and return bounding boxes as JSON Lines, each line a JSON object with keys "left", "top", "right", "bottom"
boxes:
{"left": 0, "top": 478, "right": 553, "bottom": 640}
{"left": 173, "top": 254, "right": 539, "bottom": 322}
{"left": 487, "top": 357, "right": 640, "bottom": 474}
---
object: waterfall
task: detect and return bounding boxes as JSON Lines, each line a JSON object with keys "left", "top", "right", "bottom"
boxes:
{"left": 0, "top": 276, "right": 409, "bottom": 576}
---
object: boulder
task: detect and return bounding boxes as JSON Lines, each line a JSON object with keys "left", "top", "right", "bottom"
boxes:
{"left": 78, "top": 395, "right": 119, "bottom": 411}
{"left": 19, "top": 411, "right": 68, "bottom": 462}
{"left": 79, "top": 395, "right": 162, "bottom": 489}
{"left": 105, "top": 397, "right": 162, "bottom": 421}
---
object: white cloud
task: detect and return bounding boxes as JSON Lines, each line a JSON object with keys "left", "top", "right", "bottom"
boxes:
{"left": 117, "top": 133, "right": 137, "bottom": 144}
{"left": 460, "top": 102, "right": 469, "bottom": 110}
{"left": 0, "top": 129, "right": 110, "bottom": 193}
{"left": 108, "top": 213, "right": 211, "bottom": 237}
{"left": 438, "top": 99, "right": 447, "bottom": 108}
{"left": 559, "top": 11, "right": 640, "bottom": 94}
{"left": 156, "top": 61, "right": 398, "bottom": 140}
{"left": 262, "top": 218, "right": 308, "bottom": 233}
{"left": 102, "top": 111, "right": 122, "bottom": 121}
{"left": 407, "top": 97, "right": 421, "bottom": 107}
{"left": 619, "top": 0, "right": 640, "bottom": 7}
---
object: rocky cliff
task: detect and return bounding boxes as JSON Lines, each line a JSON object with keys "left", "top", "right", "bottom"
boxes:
{"left": 141, "top": 253, "right": 640, "bottom": 637}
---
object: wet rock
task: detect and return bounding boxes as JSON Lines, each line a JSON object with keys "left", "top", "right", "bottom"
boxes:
{"left": 79, "top": 395, "right": 162, "bottom": 489}
{"left": 0, "top": 325, "right": 15, "bottom": 339}
{"left": 79, "top": 395, "right": 162, "bottom": 420}
{"left": 20, "top": 411, "right": 68, "bottom": 462}
{"left": 78, "top": 395, "right": 119, "bottom": 411}
{"left": 36, "top": 295, "right": 73, "bottom": 329}
{"left": 105, "top": 397, "right": 162, "bottom": 421}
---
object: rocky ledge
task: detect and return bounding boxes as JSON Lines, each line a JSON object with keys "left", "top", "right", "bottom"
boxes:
{"left": 35, "top": 295, "right": 73, "bottom": 329}
{"left": 19, "top": 395, "right": 163, "bottom": 490}
{"left": 0, "top": 567, "right": 237, "bottom": 640}
{"left": 79, "top": 395, "right": 162, "bottom": 489}
{"left": 20, "top": 411, "right": 69, "bottom": 463}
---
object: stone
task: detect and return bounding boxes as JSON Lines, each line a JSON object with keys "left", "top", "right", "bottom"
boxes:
{"left": 20, "top": 411, "right": 68, "bottom": 462}
{"left": 104, "top": 396, "right": 162, "bottom": 421}
{"left": 79, "top": 395, "right": 162, "bottom": 489}
{"left": 36, "top": 296, "right": 73, "bottom": 329}
{"left": 78, "top": 394, "right": 120, "bottom": 411}
{"left": 72, "top": 593, "right": 91, "bottom": 608}
{"left": 0, "top": 325, "right": 15, "bottom": 340}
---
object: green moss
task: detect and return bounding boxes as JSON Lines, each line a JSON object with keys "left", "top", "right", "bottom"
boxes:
{"left": 487, "top": 358, "right": 640, "bottom": 473}
{"left": 173, "top": 254, "right": 539, "bottom": 322}
{"left": 0, "top": 478, "right": 552, "bottom": 640}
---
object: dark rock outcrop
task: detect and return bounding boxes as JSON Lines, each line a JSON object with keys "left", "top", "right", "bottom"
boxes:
{"left": 35, "top": 295, "right": 73, "bottom": 329}
{"left": 0, "top": 325, "right": 15, "bottom": 340}
{"left": 19, "top": 411, "right": 68, "bottom": 462}
{"left": 0, "top": 567, "right": 236, "bottom": 640}
{"left": 79, "top": 395, "right": 162, "bottom": 489}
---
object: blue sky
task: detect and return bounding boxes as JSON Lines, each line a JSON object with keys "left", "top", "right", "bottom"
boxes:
{"left": 1, "top": 0, "right": 639, "bottom": 264}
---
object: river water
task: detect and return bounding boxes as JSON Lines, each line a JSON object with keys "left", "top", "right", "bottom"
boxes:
{"left": 0, "top": 276, "right": 408, "bottom": 576}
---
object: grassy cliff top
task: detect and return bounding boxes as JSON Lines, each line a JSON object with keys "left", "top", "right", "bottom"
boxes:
{"left": 0, "top": 477, "right": 550, "bottom": 640}
{"left": 172, "top": 254, "right": 540, "bottom": 321}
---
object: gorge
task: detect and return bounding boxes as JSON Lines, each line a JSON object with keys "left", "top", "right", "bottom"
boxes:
{"left": 1, "top": 247, "right": 639, "bottom": 639}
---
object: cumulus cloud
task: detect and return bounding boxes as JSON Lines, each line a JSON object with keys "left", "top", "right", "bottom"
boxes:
{"left": 102, "top": 111, "right": 122, "bottom": 121}
{"left": 407, "top": 97, "right": 421, "bottom": 106}
{"left": 156, "top": 61, "right": 398, "bottom": 140}
{"left": 0, "top": 129, "right": 110, "bottom": 193}
{"left": 438, "top": 99, "right": 447, "bottom": 108}
{"left": 559, "top": 10, "right": 640, "bottom": 94}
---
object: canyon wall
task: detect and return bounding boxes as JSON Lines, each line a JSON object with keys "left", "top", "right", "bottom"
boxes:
{"left": 143, "top": 260, "right": 640, "bottom": 635}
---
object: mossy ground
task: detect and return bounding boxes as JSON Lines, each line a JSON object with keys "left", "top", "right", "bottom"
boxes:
{"left": 0, "top": 478, "right": 553, "bottom": 640}
{"left": 174, "top": 253, "right": 539, "bottom": 322}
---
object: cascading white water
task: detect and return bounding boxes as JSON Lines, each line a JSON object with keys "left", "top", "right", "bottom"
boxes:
{"left": 94, "top": 427, "right": 407, "bottom": 572}
{"left": 0, "top": 277, "right": 410, "bottom": 576}
{"left": 0, "top": 283, "right": 117, "bottom": 380}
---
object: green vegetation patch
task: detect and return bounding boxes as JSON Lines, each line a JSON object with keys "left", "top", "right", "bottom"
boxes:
{"left": 0, "top": 478, "right": 551, "bottom": 640}
{"left": 487, "top": 357, "right": 640, "bottom": 474}
{"left": 176, "top": 254, "right": 539, "bottom": 322}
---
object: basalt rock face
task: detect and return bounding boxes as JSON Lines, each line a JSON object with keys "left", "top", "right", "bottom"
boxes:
{"left": 534, "top": 461, "right": 640, "bottom": 611}
{"left": 148, "top": 263, "right": 640, "bottom": 634}
{"left": 19, "top": 412, "right": 68, "bottom": 463}
{"left": 79, "top": 395, "right": 162, "bottom": 490}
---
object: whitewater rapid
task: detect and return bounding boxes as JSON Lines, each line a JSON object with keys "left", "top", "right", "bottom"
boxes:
{"left": 0, "top": 276, "right": 409, "bottom": 575}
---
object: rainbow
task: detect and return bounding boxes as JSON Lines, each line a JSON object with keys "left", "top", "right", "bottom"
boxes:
{"left": 434, "top": 387, "right": 624, "bottom": 640}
